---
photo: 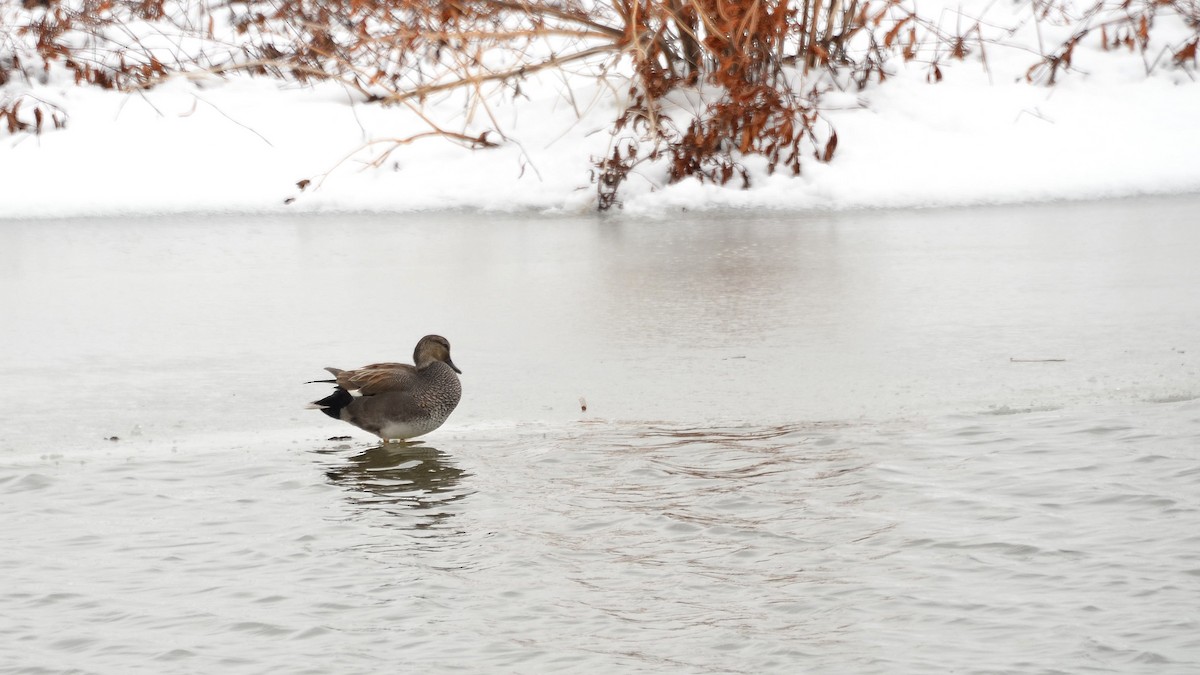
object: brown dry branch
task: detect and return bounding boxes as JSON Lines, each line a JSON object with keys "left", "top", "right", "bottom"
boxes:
{"left": 297, "top": 128, "right": 499, "bottom": 195}
{"left": 1027, "top": 28, "right": 1084, "bottom": 84}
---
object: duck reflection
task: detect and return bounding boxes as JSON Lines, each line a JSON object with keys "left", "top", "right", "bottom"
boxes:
{"left": 323, "top": 443, "right": 469, "bottom": 527}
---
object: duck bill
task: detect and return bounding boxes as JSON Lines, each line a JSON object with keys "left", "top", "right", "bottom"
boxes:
{"left": 447, "top": 359, "right": 462, "bottom": 374}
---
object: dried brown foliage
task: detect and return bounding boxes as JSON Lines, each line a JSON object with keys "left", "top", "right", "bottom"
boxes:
{"left": 592, "top": 0, "right": 895, "bottom": 208}
{"left": 1026, "top": 0, "right": 1200, "bottom": 84}
{"left": 220, "top": 1, "right": 625, "bottom": 101}
{"left": 3, "top": 1, "right": 206, "bottom": 92}
{"left": 1, "top": 93, "right": 67, "bottom": 134}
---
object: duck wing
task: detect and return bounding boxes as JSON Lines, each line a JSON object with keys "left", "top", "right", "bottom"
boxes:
{"left": 325, "top": 362, "right": 417, "bottom": 396}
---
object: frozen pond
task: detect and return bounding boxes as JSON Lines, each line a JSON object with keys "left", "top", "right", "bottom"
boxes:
{"left": 2, "top": 197, "right": 1200, "bottom": 673}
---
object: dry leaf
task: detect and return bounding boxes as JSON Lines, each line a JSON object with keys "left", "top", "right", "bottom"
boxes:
{"left": 822, "top": 131, "right": 838, "bottom": 162}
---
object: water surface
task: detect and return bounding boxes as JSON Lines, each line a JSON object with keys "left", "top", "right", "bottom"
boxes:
{"left": 2, "top": 197, "right": 1199, "bottom": 673}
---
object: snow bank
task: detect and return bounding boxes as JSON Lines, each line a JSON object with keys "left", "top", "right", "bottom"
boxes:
{"left": 1, "top": 0, "right": 1197, "bottom": 218}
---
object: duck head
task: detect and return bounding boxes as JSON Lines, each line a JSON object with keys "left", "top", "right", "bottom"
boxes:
{"left": 414, "top": 334, "right": 462, "bottom": 374}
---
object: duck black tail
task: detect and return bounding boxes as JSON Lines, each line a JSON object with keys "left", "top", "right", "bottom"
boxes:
{"left": 311, "top": 387, "right": 353, "bottom": 419}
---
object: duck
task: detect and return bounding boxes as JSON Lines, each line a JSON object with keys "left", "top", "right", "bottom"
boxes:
{"left": 309, "top": 335, "right": 462, "bottom": 441}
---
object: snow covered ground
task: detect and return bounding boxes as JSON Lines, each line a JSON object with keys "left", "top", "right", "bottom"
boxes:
{"left": 1, "top": 0, "right": 1198, "bottom": 218}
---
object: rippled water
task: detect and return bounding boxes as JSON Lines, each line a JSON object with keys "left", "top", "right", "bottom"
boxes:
{"left": 4, "top": 404, "right": 1199, "bottom": 673}
{"left": 3, "top": 198, "right": 1200, "bottom": 673}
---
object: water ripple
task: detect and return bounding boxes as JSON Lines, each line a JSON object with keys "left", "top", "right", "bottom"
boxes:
{"left": 2, "top": 403, "right": 1199, "bottom": 673}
